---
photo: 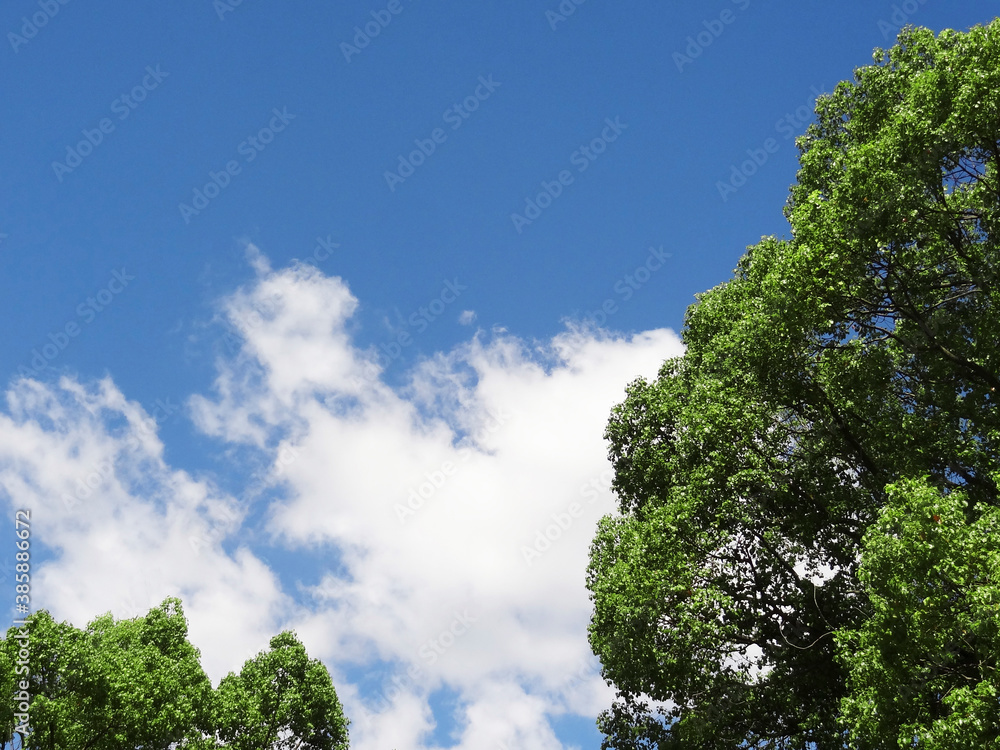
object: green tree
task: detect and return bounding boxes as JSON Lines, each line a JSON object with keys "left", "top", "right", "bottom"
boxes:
{"left": 214, "top": 631, "right": 349, "bottom": 750}
{"left": 587, "top": 20, "right": 1000, "bottom": 749}
{"left": 0, "top": 638, "right": 14, "bottom": 745}
{"left": 0, "top": 599, "right": 349, "bottom": 750}
{"left": 1, "top": 600, "right": 214, "bottom": 750}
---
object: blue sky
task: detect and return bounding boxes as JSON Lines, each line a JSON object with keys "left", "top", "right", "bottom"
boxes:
{"left": 2, "top": 2, "right": 998, "bottom": 748}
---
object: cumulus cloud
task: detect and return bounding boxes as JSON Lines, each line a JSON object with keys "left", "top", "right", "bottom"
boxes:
{"left": 0, "top": 247, "right": 684, "bottom": 748}
{"left": 0, "top": 375, "right": 288, "bottom": 679}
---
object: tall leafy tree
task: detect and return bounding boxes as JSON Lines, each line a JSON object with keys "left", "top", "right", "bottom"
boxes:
{"left": 587, "top": 20, "right": 1000, "bottom": 748}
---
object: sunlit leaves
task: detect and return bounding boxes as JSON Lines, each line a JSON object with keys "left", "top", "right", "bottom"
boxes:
{"left": 837, "top": 477, "right": 1000, "bottom": 748}
{"left": 215, "top": 631, "right": 349, "bottom": 750}
{"left": 1, "top": 600, "right": 213, "bottom": 750}
{"left": 0, "top": 600, "right": 349, "bottom": 750}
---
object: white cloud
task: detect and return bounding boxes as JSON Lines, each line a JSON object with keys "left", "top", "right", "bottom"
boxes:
{"left": 0, "top": 375, "right": 288, "bottom": 680}
{"left": 0, "top": 247, "right": 684, "bottom": 748}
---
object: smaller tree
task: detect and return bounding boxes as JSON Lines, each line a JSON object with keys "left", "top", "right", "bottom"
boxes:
{"left": 0, "top": 600, "right": 350, "bottom": 749}
{"left": 2, "top": 599, "right": 214, "bottom": 750}
{"left": 215, "top": 631, "right": 349, "bottom": 750}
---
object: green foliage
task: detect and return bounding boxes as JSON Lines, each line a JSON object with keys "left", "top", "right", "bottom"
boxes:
{"left": 0, "top": 642, "right": 14, "bottom": 744}
{"left": 215, "top": 631, "right": 349, "bottom": 750}
{"left": 838, "top": 477, "right": 1000, "bottom": 748}
{"left": 1, "top": 601, "right": 211, "bottom": 750}
{"left": 0, "top": 599, "right": 349, "bottom": 750}
{"left": 588, "top": 19, "right": 1000, "bottom": 749}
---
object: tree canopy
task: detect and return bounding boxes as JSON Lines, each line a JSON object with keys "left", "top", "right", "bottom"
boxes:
{"left": 587, "top": 20, "right": 1000, "bottom": 749}
{"left": 1, "top": 598, "right": 349, "bottom": 750}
